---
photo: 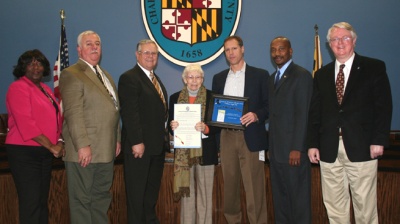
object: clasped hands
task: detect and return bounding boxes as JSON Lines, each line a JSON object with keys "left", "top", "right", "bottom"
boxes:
{"left": 50, "top": 142, "right": 65, "bottom": 158}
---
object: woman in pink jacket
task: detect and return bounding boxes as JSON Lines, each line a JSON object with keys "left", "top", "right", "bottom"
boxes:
{"left": 5, "top": 49, "right": 64, "bottom": 224}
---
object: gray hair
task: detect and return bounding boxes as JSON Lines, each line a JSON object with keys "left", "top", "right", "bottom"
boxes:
{"left": 136, "top": 39, "right": 157, "bottom": 52}
{"left": 182, "top": 63, "right": 204, "bottom": 80}
{"left": 326, "top": 22, "right": 357, "bottom": 42}
{"left": 77, "top": 30, "right": 101, "bottom": 47}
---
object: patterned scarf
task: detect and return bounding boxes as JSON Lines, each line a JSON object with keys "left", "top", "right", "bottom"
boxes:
{"left": 173, "top": 85, "right": 207, "bottom": 201}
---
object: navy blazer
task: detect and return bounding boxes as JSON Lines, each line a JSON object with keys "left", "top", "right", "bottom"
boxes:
{"left": 212, "top": 64, "right": 269, "bottom": 152}
{"left": 268, "top": 62, "right": 313, "bottom": 163}
{"left": 307, "top": 53, "right": 392, "bottom": 162}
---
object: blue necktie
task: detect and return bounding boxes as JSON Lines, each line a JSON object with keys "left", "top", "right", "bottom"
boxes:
{"left": 274, "top": 70, "right": 281, "bottom": 87}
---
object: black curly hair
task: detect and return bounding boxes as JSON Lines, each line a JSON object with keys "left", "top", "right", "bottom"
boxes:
{"left": 13, "top": 49, "right": 50, "bottom": 78}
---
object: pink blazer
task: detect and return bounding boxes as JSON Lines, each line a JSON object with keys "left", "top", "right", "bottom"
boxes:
{"left": 5, "top": 76, "right": 63, "bottom": 146}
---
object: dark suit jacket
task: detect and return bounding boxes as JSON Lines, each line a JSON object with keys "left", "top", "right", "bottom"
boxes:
{"left": 212, "top": 64, "right": 269, "bottom": 152}
{"left": 307, "top": 53, "right": 392, "bottom": 162}
{"left": 60, "top": 59, "right": 120, "bottom": 163}
{"left": 118, "top": 64, "right": 169, "bottom": 156}
{"left": 168, "top": 89, "right": 219, "bottom": 165}
{"left": 269, "top": 62, "right": 313, "bottom": 163}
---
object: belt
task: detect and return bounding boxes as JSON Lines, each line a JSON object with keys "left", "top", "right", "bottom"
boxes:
{"left": 225, "top": 128, "right": 243, "bottom": 132}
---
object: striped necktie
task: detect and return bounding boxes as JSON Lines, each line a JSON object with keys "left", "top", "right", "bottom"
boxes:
{"left": 93, "top": 66, "right": 118, "bottom": 109}
{"left": 150, "top": 71, "right": 166, "bottom": 109}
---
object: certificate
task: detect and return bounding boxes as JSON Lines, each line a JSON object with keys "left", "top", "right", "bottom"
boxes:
{"left": 206, "top": 94, "right": 249, "bottom": 130}
{"left": 173, "top": 104, "right": 201, "bottom": 148}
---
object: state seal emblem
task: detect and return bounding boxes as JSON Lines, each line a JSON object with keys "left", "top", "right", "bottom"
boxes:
{"left": 141, "top": 0, "right": 242, "bottom": 66}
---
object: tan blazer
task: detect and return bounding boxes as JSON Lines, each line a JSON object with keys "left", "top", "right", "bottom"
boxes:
{"left": 60, "top": 59, "right": 120, "bottom": 163}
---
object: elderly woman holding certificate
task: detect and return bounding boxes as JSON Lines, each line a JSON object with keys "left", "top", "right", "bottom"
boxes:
{"left": 168, "top": 63, "right": 219, "bottom": 224}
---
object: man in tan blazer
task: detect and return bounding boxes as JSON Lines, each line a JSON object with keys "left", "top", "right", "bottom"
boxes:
{"left": 60, "top": 30, "right": 121, "bottom": 224}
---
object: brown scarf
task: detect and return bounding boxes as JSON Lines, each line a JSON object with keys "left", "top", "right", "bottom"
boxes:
{"left": 173, "top": 85, "right": 207, "bottom": 201}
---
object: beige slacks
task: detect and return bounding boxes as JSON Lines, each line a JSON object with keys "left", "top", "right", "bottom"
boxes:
{"left": 320, "top": 137, "right": 378, "bottom": 224}
{"left": 181, "top": 164, "right": 215, "bottom": 224}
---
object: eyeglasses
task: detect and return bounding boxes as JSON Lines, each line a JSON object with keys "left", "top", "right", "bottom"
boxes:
{"left": 186, "top": 76, "right": 203, "bottom": 81}
{"left": 329, "top": 36, "right": 352, "bottom": 44}
{"left": 139, "top": 51, "right": 158, "bottom": 57}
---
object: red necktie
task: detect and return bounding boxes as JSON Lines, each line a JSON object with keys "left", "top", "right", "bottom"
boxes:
{"left": 335, "top": 64, "right": 345, "bottom": 105}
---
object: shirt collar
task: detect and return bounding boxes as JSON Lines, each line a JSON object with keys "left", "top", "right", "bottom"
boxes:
{"left": 137, "top": 63, "right": 153, "bottom": 79}
{"left": 335, "top": 53, "right": 355, "bottom": 72}
{"left": 229, "top": 62, "right": 246, "bottom": 74}
{"left": 277, "top": 59, "right": 292, "bottom": 75}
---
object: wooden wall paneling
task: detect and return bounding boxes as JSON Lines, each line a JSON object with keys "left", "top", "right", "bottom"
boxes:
{"left": 1, "top": 163, "right": 400, "bottom": 223}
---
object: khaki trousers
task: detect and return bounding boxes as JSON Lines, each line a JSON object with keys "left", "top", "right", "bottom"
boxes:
{"left": 320, "top": 137, "right": 378, "bottom": 224}
{"left": 220, "top": 129, "right": 267, "bottom": 224}
{"left": 181, "top": 164, "right": 215, "bottom": 224}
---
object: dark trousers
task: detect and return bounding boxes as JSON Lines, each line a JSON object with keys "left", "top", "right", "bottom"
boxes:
{"left": 124, "top": 152, "right": 165, "bottom": 224}
{"left": 269, "top": 152, "right": 312, "bottom": 224}
{"left": 6, "top": 144, "right": 53, "bottom": 224}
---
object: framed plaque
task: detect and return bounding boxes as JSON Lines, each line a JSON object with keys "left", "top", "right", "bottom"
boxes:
{"left": 206, "top": 94, "right": 249, "bottom": 130}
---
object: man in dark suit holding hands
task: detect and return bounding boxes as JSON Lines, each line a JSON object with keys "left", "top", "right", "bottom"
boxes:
{"left": 212, "top": 36, "right": 269, "bottom": 224}
{"left": 307, "top": 22, "right": 392, "bottom": 223}
{"left": 118, "top": 39, "right": 168, "bottom": 224}
{"left": 268, "top": 36, "right": 313, "bottom": 224}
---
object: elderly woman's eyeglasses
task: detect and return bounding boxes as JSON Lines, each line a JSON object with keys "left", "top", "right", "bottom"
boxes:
{"left": 186, "top": 76, "right": 203, "bottom": 81}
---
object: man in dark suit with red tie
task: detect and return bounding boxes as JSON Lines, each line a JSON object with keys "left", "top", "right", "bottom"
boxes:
{"left": 118, "top": 39, "right": 169, "bottom": 224}
{"left": 307, "top": 22, "right": 392, "bottom": 223}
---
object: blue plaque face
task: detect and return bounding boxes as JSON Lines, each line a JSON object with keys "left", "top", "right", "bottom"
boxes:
{"left": 206, "top": 94, "right": 248, "bottom": 130}
{"left": 212, "top": 98, "right": 244, "bottom": 125}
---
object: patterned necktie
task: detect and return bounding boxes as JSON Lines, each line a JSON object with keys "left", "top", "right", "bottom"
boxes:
{"left": 150, "top": 71, "right": 166, "bottom": 109}
{"left": 93, "top": 66, "right": 118, "bottom": 109}
{"left": 335, "top": 64, "right": 345, "bottom": 105}
{"left": 274, "top": 70, "right": 281, "bottom": 88}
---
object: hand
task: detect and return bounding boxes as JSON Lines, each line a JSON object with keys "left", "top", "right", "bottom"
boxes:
{"left": 370, "top": 145, "right": 384, "bottom": 159}
{"left": 240, "top": 112, "right": 258, "bottom": 127}
{"left": 308, "top": 148, "right": 320, "bottom": 164}
{"left": 132, "top": 143, "right": 145, "bottom": 158}
{"left": 115, "top": 142, "right": 121, "bottom": 157}
{"left": 289, "top": 150, "right": 301, "bottom": 166}
{"left": 51, "top": 143, "right": 64, "bottom": 158}
{"left": 57, "top": 141, "right": 66, "bottom": 157}
{"left": 78, "top": 146, "right": 92, "bottom": 167}
{"left": 170, "top": 120, "right": 179, "bottom": 130}
{"left": 195, "top": 122, "right": 206, "bottom": 133}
